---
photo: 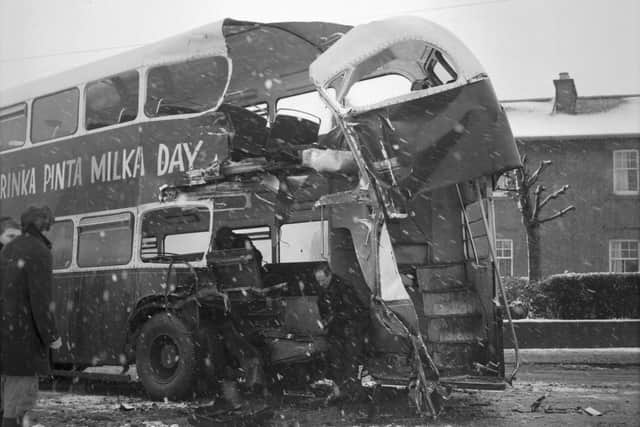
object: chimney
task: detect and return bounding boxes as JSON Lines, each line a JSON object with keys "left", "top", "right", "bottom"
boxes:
{"left": 553, "top": 72, "right": 577, "bottom": 114}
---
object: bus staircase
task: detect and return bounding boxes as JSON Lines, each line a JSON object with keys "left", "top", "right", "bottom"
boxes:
{"left": 416, "top": 184, "right": 519, "bottom": 390}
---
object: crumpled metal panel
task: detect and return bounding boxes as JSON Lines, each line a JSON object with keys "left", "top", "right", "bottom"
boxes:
{"left": 348, "top": 79, "right": 522, "bottom": 199}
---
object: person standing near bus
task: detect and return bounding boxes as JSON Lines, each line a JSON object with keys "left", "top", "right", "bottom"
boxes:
{"left": 0, "top": 217, "right": 21, "bottom": 422}
{"left": 0, "top": 207, "right": 61, "bottom": 427}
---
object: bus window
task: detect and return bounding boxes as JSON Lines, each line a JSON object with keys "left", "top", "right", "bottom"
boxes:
{"left": 77, "top": 212, "right": 133, "bottom": 267}
{"left": 232, "top": 226, "right": 271, "bottom": 264}
{"left": 145, "top": 56, "right": 229, "bottom": 118}
{"left": 276, "top": 91, "right": 333, "bottom": 135}
{"left": 31, "top": 88, "right": 79, "bottom": 143}
{"left": 0, "top": 103, "right": 27, "bottom": 151}
{"left": 279, "top": 221, "right": 328, "bottom": 262}
{"left": 86, "top": 70, "right": 139, "bottom": 130}
{"left": 344, "top": 74, "right": 412, "bottom": 109}
{"left": 140, "top": 206, "right": 211, "bottom": 261}
{"left": 244, "top": 103, "right": 269, "bottom": 121}
{"left": 47, "top": 220, "right": 73, "bottom": 269}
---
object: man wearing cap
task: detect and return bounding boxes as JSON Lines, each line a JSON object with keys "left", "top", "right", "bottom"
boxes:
{"left": 0, "top": 207, "right": 61, "bottom": 427}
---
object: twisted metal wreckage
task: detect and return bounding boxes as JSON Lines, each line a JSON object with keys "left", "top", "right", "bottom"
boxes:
{"left": 0, "top": 15, "right": 523, "bottom": 419}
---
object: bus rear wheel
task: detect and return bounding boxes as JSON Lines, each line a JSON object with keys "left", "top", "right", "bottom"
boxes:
{"left": 136, "top": 312, "right": 198, "bottom": 401}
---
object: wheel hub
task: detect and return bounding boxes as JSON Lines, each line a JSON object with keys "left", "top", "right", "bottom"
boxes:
{"left": 159, "top": 342, "right": 179, "bottom": 369}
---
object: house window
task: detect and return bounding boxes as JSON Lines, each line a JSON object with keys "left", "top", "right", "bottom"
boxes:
{"left": 495, "top": 238, "right": 513, "bottom": 277}
{"left": 613, "top": 150, "right": 639, "bottom": 194}
{"left": 609, "top": 240, "right": 639, "bottom": 272}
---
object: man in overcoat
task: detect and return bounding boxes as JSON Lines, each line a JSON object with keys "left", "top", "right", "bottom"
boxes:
{"left": 0, "top": 207, "right": 61, "bottom": 427}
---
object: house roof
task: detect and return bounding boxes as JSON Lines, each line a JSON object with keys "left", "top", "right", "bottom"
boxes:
{"left": 502, "top": 94, "right": 640, "bottom": 139}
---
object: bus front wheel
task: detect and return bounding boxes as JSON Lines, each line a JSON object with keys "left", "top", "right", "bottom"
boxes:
{"left": 136, "top": 312, "right": 198, "bottom": 401}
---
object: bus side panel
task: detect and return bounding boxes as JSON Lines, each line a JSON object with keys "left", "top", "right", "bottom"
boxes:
{"left": 51, "top": 273, "right": 82, "bottom": 365}
{"left": 138, "top": 114, "right": 230, "bottom": 202}
{"left": 0, "top": 113, "right": 230, "bottom": 219}
{"left": 56, "top": 269, "right": 135, "bottom": 365}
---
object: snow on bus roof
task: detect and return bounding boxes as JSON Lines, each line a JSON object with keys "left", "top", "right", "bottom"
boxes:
{"left": 503, "top": 95, "right": 640, "bottom": 139}
{"left": 0, "top": 18, "right": 351, "bottom": 109}
{"left": 0, "top": 20, "right": 228, "bottom": 108}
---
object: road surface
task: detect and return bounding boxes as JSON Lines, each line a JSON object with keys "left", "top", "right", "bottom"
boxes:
{"left": 30, "top": 364, "right": 640, "bottom": 426}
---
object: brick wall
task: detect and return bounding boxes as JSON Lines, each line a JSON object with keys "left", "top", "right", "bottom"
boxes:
{"left": 494, "top": 136, "right": 640, "bottom": 278}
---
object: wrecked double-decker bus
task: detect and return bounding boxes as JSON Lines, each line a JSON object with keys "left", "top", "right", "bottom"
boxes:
{"left": 0, "top": 15, "right": 521, "bottom": 416}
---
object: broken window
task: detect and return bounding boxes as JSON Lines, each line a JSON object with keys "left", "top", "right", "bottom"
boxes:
{"left": 277, "top": 91, "right": 334, "bottom": 135}
{"left": 279, "top": 221, "right": 328, "bottom": 262}
{"left": 232, "top": 226, "right": 272, "bottom": 264}
{"left": 344, "top": 74, "right": 412, "bottom": 109}
{"left": 140, "top": 206, "right": 211, "bottom": 262}
{"left": 145, "top": 56, "right": 229, "bottom": 117}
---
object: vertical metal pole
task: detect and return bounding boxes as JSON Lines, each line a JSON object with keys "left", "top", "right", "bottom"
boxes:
{"left": 475, "top": 181, "right": 520, "bottom": 383}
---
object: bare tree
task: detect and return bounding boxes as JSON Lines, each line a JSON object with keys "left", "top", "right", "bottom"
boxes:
{"left": 498, "top": 153, "right": 576, "bottom": 282}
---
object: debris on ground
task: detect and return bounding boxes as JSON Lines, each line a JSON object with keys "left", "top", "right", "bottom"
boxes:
{"left": 530, "top": 393, "right": 548, "bottom": 412}
{"left": 582, "top": 406, "right": 602, "bottom": 416}
{"left": 188, "top": 399, "right": 273, "bottom": 426}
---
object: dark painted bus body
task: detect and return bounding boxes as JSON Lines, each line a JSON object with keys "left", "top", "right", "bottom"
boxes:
{"left": 0, "top": 16, "right": 521, "bottom": 416}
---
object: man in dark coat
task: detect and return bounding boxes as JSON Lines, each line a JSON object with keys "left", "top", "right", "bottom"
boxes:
{"left": 313, "top": 263, "right": 369, "bottom": 399}
{"left": 0, "top": 207, "right": 61, "bottom": 427}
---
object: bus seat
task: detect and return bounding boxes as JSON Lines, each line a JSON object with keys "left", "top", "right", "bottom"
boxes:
{"left": 208, "top": 248, "right": 263, "bottom": 289}
{"left": 118, "top": 107, "right": 136, "bottom": 123}
{"left": 155, "top": 98, "right": 165, "bottom": 116}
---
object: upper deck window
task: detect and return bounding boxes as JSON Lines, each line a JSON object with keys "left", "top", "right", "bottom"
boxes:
{"left": 0, "top": 103, "right": 27, "bottom": 152}
{"left": 31, "top": 88, "right": 79, "bottom": 143}
{"left": 344, "top": 75, "right": 412, "bottom": 109}
{"left": 145, "top": 56, "right": 229, "bottom": 118}
{"left": 86, "top": 70, "right": 139, "bottom": 130}
{"left": 276, "top": 91, "right": 334, "bottom": 135}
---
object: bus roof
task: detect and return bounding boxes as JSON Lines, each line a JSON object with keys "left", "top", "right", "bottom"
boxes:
{"left": 0, "top": 18, "right": 352, "bottom": 109}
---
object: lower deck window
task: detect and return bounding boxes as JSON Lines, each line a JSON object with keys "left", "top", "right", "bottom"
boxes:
{"left": 77, "top": 213, "right": 133, "bottom": 267}
{"left": 141, "top": 206, "right": 211, "bottom": 262}
{"left": 232, "top": 226, "right": 272, "bottom": 264}
{"left": 48, "top": 220, "right": 73, "bottom": 269}
{"left": 279, "top": 221, "right": 328, "bottom": 262}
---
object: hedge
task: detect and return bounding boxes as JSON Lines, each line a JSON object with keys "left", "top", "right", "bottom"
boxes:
{"left": 503, "top": 272, "right": 640, "bottom": 319}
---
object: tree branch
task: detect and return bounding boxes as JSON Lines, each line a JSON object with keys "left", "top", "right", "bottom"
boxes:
{"left": 538, "top": 184, "right": 570, "bottom": 210}
{"left": 537, "top": 205, "right": 576, "bottom": 224}
{"left": 527, "top": 160, "right": 552, "bottom": 187}
{"left": 531, "top": 184, "right": 545, "bottom": 221}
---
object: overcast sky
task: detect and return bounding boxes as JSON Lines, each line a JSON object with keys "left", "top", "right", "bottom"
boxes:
{"left": 1, "top": 0, "right": 639, "bottom": 100}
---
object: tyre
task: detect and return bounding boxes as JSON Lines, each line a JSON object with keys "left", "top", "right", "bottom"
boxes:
{"left": 136, "top": 312, "right": 198, "bottom": 400}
